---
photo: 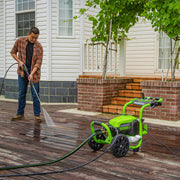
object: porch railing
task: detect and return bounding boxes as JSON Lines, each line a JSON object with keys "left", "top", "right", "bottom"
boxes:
{"left": 82, "top": 40, "right": 125, "bottom": 77}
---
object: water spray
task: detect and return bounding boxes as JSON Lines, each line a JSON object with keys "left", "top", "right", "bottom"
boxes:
{"left": 22, "top": 64, "right": 56, "bottom": 127}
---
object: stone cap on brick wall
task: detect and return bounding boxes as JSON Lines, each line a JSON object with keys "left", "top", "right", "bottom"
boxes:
{"left": 141, "top": 80, "right": 180, "bottom": 88}
{"left": 77, "top": 78, "right": 132, "bottom": 85}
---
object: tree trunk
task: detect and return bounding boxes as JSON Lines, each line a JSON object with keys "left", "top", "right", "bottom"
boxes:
{"left": 165, "top": 41, "right": 176, "bottom": 81}
{"left": 171, "top": 46, "right": 180, "bottom": 81}
{"left": 102, "top": 20, "right": 112, "bottom": 79}
{"left": 102, "top": 38, "right": 110, "bottom": 79}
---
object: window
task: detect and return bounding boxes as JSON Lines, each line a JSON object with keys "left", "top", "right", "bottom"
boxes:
{"left": 159, "top": 31, "right": 172, "bottom": 69}
{"left": 159, "top": 32, "right": 180, "bottom": 70}
{"left": 59, "top": 0, "right": 73, "bottom": 36}
{"left": 16, "top": 0, "right": 35, "bottom": 37}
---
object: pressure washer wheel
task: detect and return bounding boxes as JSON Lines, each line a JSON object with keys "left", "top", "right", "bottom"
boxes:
{"left": 88, "top": 129, "right": 106, "bottom": 151}
{"left": 111, "top": 134, "right": 129, "bottom": 157}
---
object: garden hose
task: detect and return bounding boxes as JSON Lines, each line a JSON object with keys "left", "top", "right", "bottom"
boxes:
{"left": 0, "top": 133, "right": 98, "bottom": 171}
{"left": 0, "top": 132, "right": 118, "bottom": 178}
{"left": 0, "top": 63, "right": 18, "bottom": 96}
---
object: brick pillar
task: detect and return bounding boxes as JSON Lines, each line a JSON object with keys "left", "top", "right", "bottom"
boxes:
{"left": 141, "top": 80, "right": 180, "bottom": 121}
{"left": 77, "top": 78, "right": 132, "bottom": 112}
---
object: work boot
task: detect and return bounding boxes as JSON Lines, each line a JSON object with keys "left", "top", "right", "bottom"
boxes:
{"left": 11, "top": 115, "right": 24, "bottom": 121}
{"left": 34, "top": 116, "right": 42, "bottom": 123}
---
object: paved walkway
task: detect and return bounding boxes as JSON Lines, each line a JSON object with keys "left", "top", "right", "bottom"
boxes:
{"left": 0, "top": 100, "right": 179, "bottom": 180}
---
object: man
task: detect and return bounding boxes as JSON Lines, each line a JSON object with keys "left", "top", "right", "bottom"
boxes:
{"left": 10, "top": 27, "right": 43, "bottom": 122}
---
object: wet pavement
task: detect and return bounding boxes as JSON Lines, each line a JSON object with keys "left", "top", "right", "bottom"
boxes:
{"left": 0, "top": 100, "right": 179, "bottom": 180}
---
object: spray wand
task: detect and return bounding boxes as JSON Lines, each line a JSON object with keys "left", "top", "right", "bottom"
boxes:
{"left": 22, "top": 64, "right": 55, "bottom": 126}
{"left": 22, "top": 64, "right": 42, "bottom": 107}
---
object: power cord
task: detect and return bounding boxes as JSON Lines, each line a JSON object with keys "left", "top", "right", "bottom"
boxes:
{"left": 144, "top": 129, "right": 180, "bottom": 158}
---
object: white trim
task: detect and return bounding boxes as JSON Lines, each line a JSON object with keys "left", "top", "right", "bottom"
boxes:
{"left": 15, "top": 9, "right": 35, "bottom": 14}
{"left": 14, "top": 1, "right": 16, "bottom": 40}
{"left": 47, "top": 0, "right": 52, "bottom": 80}
{"left": 3, "top": 0, "right": 6, "bottom": 74}
{"left": 56, "top": 36, "right": 76, "bottom": 39}
{"left": 72, "top": 0, "right": 75, "bottom": 37}
{"left": 57, "top": 0, "right": 59, "bottom": 38}
{"left": 35, "top": 0, "right": 36, "bottom": 27}
{"left": 155, "top": 31, "right": 159, "bottom": 72}
{"left": 80, "top": 0, "right": 85, "bottom": 75}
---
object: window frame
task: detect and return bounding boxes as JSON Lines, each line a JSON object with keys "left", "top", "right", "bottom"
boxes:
{"left": 15, "top": 0, "right": 36, "bottom": 38}
{"left": 157, "top": 32, "right": 180, "bottom": 72}
{"left": 57, "top": 0, "right": 74, "bottom": 38}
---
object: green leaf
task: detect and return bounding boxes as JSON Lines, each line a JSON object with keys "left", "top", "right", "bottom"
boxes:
{"left": 174, "top": 58, "right": 178, "bottom": 63}
{"left": 73, "top": 16, "right": 78, "bottom": 20}
{"left": 79, "top": 8, "right": 87, "bottom": 15}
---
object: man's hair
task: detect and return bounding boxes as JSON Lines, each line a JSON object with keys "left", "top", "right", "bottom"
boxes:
{"left": 29, "top": 27, "right": 40, "bottom": 35}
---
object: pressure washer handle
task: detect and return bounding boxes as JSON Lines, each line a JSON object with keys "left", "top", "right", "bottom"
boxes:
{"left": 22, "top": 64, "right": 29, "bottom": 76}
{"left": 22, "top": 64, "right": 34, "bottom": 86}
{"left": 151, "top": 101, "right": 162, "bottom": 109}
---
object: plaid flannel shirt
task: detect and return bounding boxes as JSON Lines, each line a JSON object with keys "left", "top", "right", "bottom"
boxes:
{"left": 10, "top": 37, "right": 43, "bottom": 84}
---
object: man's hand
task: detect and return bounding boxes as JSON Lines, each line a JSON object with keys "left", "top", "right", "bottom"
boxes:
{"left": 28, "top": 67, "right": 38, "bottom": 82}
{"left": 19, "top": 61, "right": 24, "bottom": 70}
{"left": 18, "top": 60, "right": 24, "bottom": 70}
{"left": 28, "top": 74, "right": 33, "bottom": 82}
{"left": 11, "top": 53, "right": 24, "bottom": 70}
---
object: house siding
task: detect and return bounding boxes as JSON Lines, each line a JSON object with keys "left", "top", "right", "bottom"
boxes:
{"left": 126, "top": 20, "right": 157, "bottom": 76}
{"left": 36, "top": 0, "right": 48, "bottom": 81}
{"left": 0, "top": 0, "right": 84, "bottom": 82}
{"left": 126, "top": 20, "right": 180, "bottom": 78}
{"left": 0, "top": 0, "right": 84, "bottom": 103}
{"left": 51, "top": 0, "right": 81, "bottom": 81}
{"left": 4, "top": 0, "right": 16, "bottom": 80}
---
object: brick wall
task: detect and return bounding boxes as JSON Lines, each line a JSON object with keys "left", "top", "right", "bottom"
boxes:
{"left": 77, "top": 78, "right": 132, "bottom": 112}
{"left": 141, "top": 80, "right": 180, "bottom": 121}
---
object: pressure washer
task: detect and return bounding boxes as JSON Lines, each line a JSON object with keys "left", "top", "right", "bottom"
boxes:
{"left": 0, "top": 63, "right": 179, "bottom": 178}
{"left": 88, "top": 95, "right": 163, "bottom": 157}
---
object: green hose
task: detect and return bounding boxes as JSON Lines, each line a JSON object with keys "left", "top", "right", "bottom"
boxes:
{"left": 0, "top": 133, "right": 96, "bottom": 170}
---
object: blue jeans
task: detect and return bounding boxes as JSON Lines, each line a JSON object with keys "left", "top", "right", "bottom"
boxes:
{"left": 17, "top": 74, "right": 41, "bottom": 116}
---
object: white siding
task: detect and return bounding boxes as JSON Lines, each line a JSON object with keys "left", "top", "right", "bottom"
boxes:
{"left": 0, "top": 0, "right": 85, "bottom": 82}
{"left": 50, "top": 0, "right": 82, "bottom": 81}
{"left": 83, "top": 4, "right": 99, "bottom": 41}
{"left": 1, "top": 0, "right": 49, "bottom": 80}
{"left": 36, "top": 0, "right": 48, "bottom": 81}
{"left": 125, "top": 20, "right": 158, "bottom": 76}
{"left": 4, "top": 0, "right": 18, "bottom": 79}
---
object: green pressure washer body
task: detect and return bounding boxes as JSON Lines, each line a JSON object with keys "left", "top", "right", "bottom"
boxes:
{"left": 88, "top": 94, "right": 163, "bottom": 157}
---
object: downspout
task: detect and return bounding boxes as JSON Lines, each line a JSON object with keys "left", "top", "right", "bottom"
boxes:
{"left": 3, "top": 0, "right": 6, "bottom": 77}
{"left": 47, "top": 0, "right": 52, "bottom": 81}
{"left": 80, "top": 0, "right": 85, "bottom": 75}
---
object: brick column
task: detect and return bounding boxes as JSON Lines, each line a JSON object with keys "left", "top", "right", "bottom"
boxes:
{"left": 77, "top": 78, "right": 132, "bottom": 112}
{"left": 141, "top": 80, "right": 180, "bottom": 121}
